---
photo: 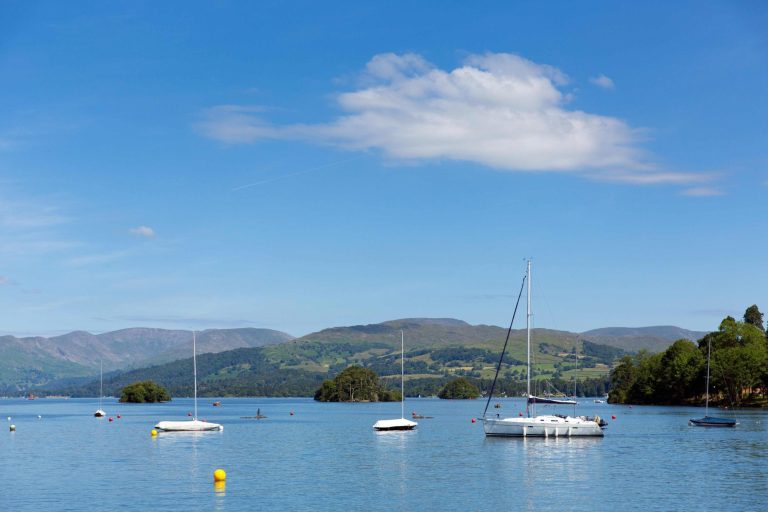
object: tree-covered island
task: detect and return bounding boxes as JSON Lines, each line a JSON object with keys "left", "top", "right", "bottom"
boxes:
{"left": 609, "top": 305, "right": 768, "bottom": 407}
{"left": 438, "top": 377, "right": 481, "bottom": 399}
{"left": 314, "top": 365, "right": 401, "bottom": 402}
{"left": 120, "top": 380, "right": 171, "bottom": 403}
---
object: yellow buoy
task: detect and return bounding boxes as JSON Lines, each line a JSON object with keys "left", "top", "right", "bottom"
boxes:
{"left": 151, "top": 429, "right": 158, "bottom": 437}
{"left": 213, "top": 469, "right": 226, "bottom": 482}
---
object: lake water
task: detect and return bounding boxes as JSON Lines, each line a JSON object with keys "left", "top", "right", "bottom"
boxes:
{"left": 1, "top": 397, "right": 766, "bottom": 511}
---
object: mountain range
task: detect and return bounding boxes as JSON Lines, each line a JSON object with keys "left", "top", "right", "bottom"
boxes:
{"left": 0, "top": 327, "right": 292, "bottom": 390}
{"left": 0, "top": 318, "right": 708, "bottom": 394}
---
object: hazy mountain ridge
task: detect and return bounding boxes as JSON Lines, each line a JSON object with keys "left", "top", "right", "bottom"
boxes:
{"left": 0, "top": 327, "right": 293, "bottom": 389}
{"left": 4, "top": 318, "right": 709, "bottom": 392}
{"left": 579, "top": 326, "right": 708, "bottom": 353}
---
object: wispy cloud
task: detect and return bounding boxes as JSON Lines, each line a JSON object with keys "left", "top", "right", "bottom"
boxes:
{"left": 590, "top": 74, "right": 615, "bottom": 90}
{"left": 680, "top": 186, "right": 725, "bottom": 197}
{"left": 197, "top": 52, "right": 711, "bottom": 187}
{"left": 65, "top": 251, "right": 129, "bottom": 267}
{"left": 129, "top": 226, "right": 155, "bottom": 238}
{"left": 0, "top": 200, "right": 69, "bottom": 228}
{"left": 0, "top": 276, "right": 9, "bottom": 285}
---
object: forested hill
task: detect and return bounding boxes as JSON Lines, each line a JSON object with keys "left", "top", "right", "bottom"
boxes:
{"left": 46, "top": 317, "right": 703, "bottom": 398}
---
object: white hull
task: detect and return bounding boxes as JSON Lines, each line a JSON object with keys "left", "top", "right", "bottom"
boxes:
{"left": 373, "top": 418, "right": 417, "bottom": 431}
{"left": 483, "top": 415, "right": 603, "bottom": 437}
{"left": 94, "top": 409, "right": 106, "bottom": 417}
{"left": 155, "top": 419, "right": 223, "bottom": 432}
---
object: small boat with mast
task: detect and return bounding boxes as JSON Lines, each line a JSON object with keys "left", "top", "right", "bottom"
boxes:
{"left": 373, "top": 330, "right": 417, "bottom": 431}
{"left": 155, "top": 331, "right": 223, "bottom": 432}
{"left": 689, "top": 337, "right": 737, "bottom": 427}
{"left": 482, "top": 260, "right": 604, "bottom": 438}
{"left": 94, "top": 361, "right": 106, "bottom": 417}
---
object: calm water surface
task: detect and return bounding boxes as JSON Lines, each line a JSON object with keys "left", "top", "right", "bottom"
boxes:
{"left": 1, "top": 397, "right": 765, "bottom": 511}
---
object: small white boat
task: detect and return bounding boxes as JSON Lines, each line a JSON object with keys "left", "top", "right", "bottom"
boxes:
{"left": 373, "top": 331, "right": 417, "bottom": 432}
{"left": 155, "top": 331, "right": 223, "bottom": 432}
{"left": 94, "top": 361, "right": 106, "bottom": 417}
{"left": 594, "top": 399, "right": 605, "bottom": 404}
{"left": 155, "top": 419, "right": 223, "bottom": 432}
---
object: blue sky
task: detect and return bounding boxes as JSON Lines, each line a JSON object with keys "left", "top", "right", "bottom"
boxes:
{"left": 1, "top": 1, "right": 766, "bottom": 337}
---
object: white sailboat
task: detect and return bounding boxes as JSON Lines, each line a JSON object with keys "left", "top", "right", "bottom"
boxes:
{"left": 373, "top": 330, "right": 417, "bottom": 431}
{"left": 93, "top": 361, "right": 106, "bottom": 417}
{"left": 483, "top": 260, "right": 604, "bottom": 438}
{"left": 689, "top": 337, "right": 737, "bottom": 427}
{"left": 155, "top": 331, "right": 223, "bottom": 432}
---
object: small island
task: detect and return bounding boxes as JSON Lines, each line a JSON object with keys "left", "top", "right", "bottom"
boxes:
{"left": 119, "top": 380, "right": 171, "bottom": 403}
{"left": 438, "top": 377, "right": 481, "bottom": 399}
{"left": 314, "top": 365, "right": 401, "bottom": 402}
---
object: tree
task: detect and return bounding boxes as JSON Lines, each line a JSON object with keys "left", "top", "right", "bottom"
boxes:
{"left": 313, "top": 365, "right": 398, "bottom": 402}
{"left": 119, "top": 380, "right": 171, "bottom": 403}
{"left": 438, "top": 377, "right": 481, "bottom": 399}
{"left": 744, "top": 305, "right": 765, "bottom": 333}
{"left": 659, "top": 339, "right": 704, "bottom": 403}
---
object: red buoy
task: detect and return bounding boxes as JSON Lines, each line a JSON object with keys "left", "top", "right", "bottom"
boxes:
{"left": 187, "top": 412, "right": 192, "bottom": 417}
{"left": 108, "top": 417, "right": 113, "bottom": 422}
{"left": 471, "top": 418, "right": 476, "bottom": 423}
{"left": 117, "top": 414, "right": 121, "bottom": 419}
{"left": 519, "top": 412, "right": 523, "bottom": 417}
{"left": 290, "top": 411, "right": 294, "bottom": 416}
{"left": 611, "top": 415, "right": 616, "bottom": 420}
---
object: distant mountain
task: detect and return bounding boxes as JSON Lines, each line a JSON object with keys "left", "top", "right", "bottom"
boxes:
{"left": 8, "top": 318, "right": 709, "bottom": 394}
{"left": 0, "top": 327, "right": 293, "bottom": 390}
{"left": 56, "top": 318, "right": 633, "bottom": 398}
{"left": 580, "top": 326, "right": 708, "bottom": 353}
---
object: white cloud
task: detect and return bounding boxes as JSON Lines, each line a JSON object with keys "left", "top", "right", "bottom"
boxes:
{"left": 590, "top": 74, "right": 615, "bottom": 90}
{"left": 129, "top": 226, "right": 155, "bottom": 238}
{"left": 680, "top": 187, "right": 725, "bottom": 197}
{"left": 197, "top": 52, "right": 711, "bottom": 186}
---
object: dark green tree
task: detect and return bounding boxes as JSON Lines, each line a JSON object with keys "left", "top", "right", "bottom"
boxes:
{"left": 438, "top": 377, "right": 481, "bottom": 399}
{"left": 314, "top": 365, "right": 398, "bottom": 402}
{"left": 744, "top": 305, "right": 765, "bottom": 333}
{"left": 119, "top": 380, "right": 171, "bottom": 403}
{"left": 659, "top": 339, "right": 704, "bottom": 403}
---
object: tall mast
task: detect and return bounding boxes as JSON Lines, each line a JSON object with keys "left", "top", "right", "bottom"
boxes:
{"left": 705, "top": 337, "right": 711, "bottom": 415}
{"left": 99, "top": 360, "right": 103, "bottom": 409}
{"left": 526, "top": 259, "right": 532, "bottom": 402}
{"left": 193, "top": 331, "right": 198, "bottom": 421}
{"left": 401, "top": 330, "right": 405, "bottom": 420}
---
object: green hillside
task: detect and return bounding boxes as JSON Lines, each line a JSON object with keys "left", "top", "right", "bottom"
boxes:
{"left": 50, "top": 318, "right": 624, "bottom": 398}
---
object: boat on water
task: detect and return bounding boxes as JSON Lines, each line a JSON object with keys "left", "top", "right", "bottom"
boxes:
{"left": 689, "top": 337, "right": 737, "bottom": 428}
{"left": 155, "top": 332, "right": 223, "bottom": 432}
{"left": 482, "top": 260, "right": 604, "bottom": 438}
{"left": 94, "top": 361, "right": 106, "bottom": 417}
{"left": 373, "top": 331, "right": 417, "bottom": 432}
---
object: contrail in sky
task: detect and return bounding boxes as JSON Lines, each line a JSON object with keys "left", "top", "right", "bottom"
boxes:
{"left": 232, "top": 156, "right": 365, "bottom": 191}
